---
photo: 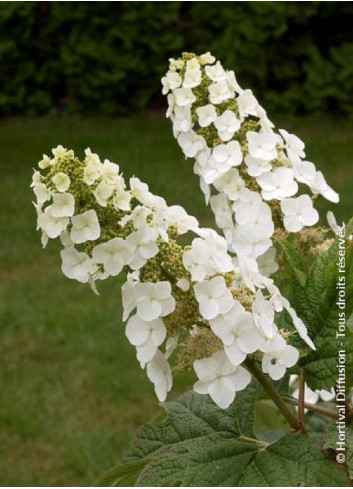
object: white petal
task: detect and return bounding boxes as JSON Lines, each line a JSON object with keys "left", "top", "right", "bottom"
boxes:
{"left": 125, "top": 315, "right": 149, "bottom": 346}
{"left": 208, "top": 377, "right": 235, "bottom": 409}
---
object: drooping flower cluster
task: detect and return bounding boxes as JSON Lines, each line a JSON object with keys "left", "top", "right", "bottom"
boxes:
{"left": 31, "top": 143, "right": 319, "bottom": 409}
{"left": 163, "top": 52, "right": 339, "bottom": 276}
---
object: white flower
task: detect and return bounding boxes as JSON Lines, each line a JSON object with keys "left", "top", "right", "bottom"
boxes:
{"left": 205, "top": 61, "right": 227, "bottom": 81}
{"left": 52, "top": 144, "right": 73, "bottom": 160}
{"left": 214, "top": 110, "right": 241, "bottom": 141}
{"left": 193, "top": 350, "right": 251, "bottom": 409}
{"left": 201, "top": 145, "right": 243, "bottom": 185}
{"left": 237, "top": 256, "right": 273, "bottom": 292}
{"left": 226, "top": 70, "right": 243, "bottom": 94}
{"left": 166, "top": 93, "right": 175, "bottom": 118}
{"left": 326, "top": 211, "right": 340, "bottom": 235}
{"left": 244, "top": 155, "right": 272, "bottom": 177}
{"left": 183, "top": 67, "right": 202, "bottom": 88}
{"left": 113, "top": 185, "right": 131, "bottom": 211}
{"left": 252, "top": 290, "right": 276, "bottom": 338}
{"left": 31, "top": 170, "right": 42, "bottom": 187}
{"left": 147, "top": 350, "right": 173, "bottom": 401}
{"left": 281, "top": 195, "right": 319, "bottom": 232}
{"left": 286, "top": 306, "right": 315, "bottom": 350}
{"left": 84, "top": 163, "right": 101, "bottom": 185}
{"left": 50, "top": 192, "right": 75, "bottom": 217}
{"left": 60, "top": 230, "right": 73, "bottom": 248}
{"left": 246, "top": 131, "right": 280, "bottom": 161}
{"left": 93, "top": 181, "right": 114, "bottom": 207}
{"left": 233, "top": 190, "right": 273, "bottom": 234}
{"left": 194, "top": 276, "right": 233, "bottom": 320}
{"left": 33, "top": 183, "right": 51, "bottom": 204}
{"left": 230, "top": 225, "right": 272, "bottom": 259}
{"left": 126, "top": 226, "right": 159, "bottom": 270}
{"left": 173, "top": 87, "right": 196, "bottom": 107}
{"left": 213, "top": 168, "right": 245, "bottom": 201}
{"left": 196, "top": 104, "right": 218, "bottom": 127}
{"left": 262, "top": 334, "right": 299, "bottom": 380}
{"left": 208, "top": 80, "right": 232, "bottom": 104}
{"left": 237, "top": 89, "right": 259, "bottom": 119}
{"left": 257, "top": 106, "right": 275, "bottom": 132}
{"left": 51, "top": 172, "right": 70, "bottom": 192}
{"left": 133, "top": 281, "right": 175, "bottom": 322}
{"left": 37, "top": 206, "right": 69, "bottom": 238}
{"left": 279, "top": 129, "right": 305, "bottom": 159}
{"left": 212, "top": 140, "right": 243, "bottom": 170}
{"left": 312, "top": 171, "right": 339, "bottom": 203}
{"left": 257, "top": 247, "right": 279, "bottom": 277}
{"left": 70, "top": 209, "right": 101, "bottom": 244}
{"left": 257, "top": 167, "right": 298, "bottom": 200}
{"left": 317, "top": 388, "right": 335, "bottom": 402}
{"left": 100, "top": 159, "right": 121, "bottom": 186}
{"left": 291, "top": 159, "right": 316, "bottom": 188}
{"left": 84, "top": 147, "right": 101, "bottom": 166}
{"left": 92, "top": 237, "right": 133, "bottom": 276}
{"left": 199, "top": 52, "right": 216, "bottom": 65}
{"left": 60, "top": 247, "right": 97, "bottom": 283}
{"left": 183, "top": 233, "right": 232, "bottom": 281}
{"left": 161, "top": 71, "right": 182, "bottom": 94}
{"left": 126, "top": 206, "right": 151, "bottom": 230}
{"left": 157, "top": 205, "right": 199, "bottom": 237}
{"left": 266, "top": 283, "right": 289, "bottom": 313}
{"left": 38, "top": 154, "right": 52, "bottom": 169}
{"left": 172, "top": 106, "right": 192, "bottom": 133}
{"left": 130, "top": 178, "right": 166, "bottom": 209}
{"left": 121, "top": 273, "right": 138, "bottom": 321}
{"left": 126, "top": 315, "right": 166, "bottom": 367}
{"left": 202, "top": 230, "right": 233, "bottom": 274}
{"left": 178, "top": 131, "right": 206, "bottom": 158}
{"left": 210, "top": 301, "right": 261, "bottom": 365}
{"left": 210, "top": 193, "right": 234, "bottom": 230}
{"left": 186, "top": 58, "right": 201, "bottom": 71}
{"left": 182, "top": 238, "right": 211, "bottom": 281}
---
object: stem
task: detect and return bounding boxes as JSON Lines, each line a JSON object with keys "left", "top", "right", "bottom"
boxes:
{"left": 238, "top": 435, "right": 269, "bottom": 447}
{"left": 283, "top": 396, "right": 338, "bottom": 420}
{"left": 244, "top": 357, "right": 302, "bottom": 431}
{"left": 298, "top": 368, "right": 306, "bottom": 433}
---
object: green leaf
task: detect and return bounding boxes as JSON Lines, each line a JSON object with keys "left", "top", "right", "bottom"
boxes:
{"left": 239, "top": 434, "right": 350, "bottom": 487}
{"left": 300, "top": 233, "right": 353, "bottom": 390}
{"left": 93, "top": 459, "right": 149, "bottom": 487}
{"left": 324, "top": 423, "right": 353, "bottom": 479}
{"left": 137, "top": 433, "right": 350, "bottom": 486}
{"left": 126, "top": 381, "right": 262, "bottom": 463}
{"left": 277, "top": 239, "right": 307, "bottom": 287}
{"left": 97, "top": 386, "right": 352, "bottom": 487}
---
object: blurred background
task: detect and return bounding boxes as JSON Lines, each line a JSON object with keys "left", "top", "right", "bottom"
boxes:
{"left": 0, "top": 1, "right": 352, "bottom": 486}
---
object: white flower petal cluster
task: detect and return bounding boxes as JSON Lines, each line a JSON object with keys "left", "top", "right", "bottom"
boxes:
{"left": 280, "top": 195, "right": 319, "bottom": 232}
{"left": 210, "top": 301, "right": 261, "bottom": 365}
{"left": 194, "top": 276, "right": 233, "bottom": 320}
{"left": 183, "top": 230, "right": 233, "bottom": 281}
{"left": 290, "top": 375, "right": 335, "bottom": 412}
{"left": 164, "top": 52, "right": 339, "bottom": 268}
{"left": 193, "top": 350, "right": 251, "bottom": 409}
{"left": 34, "top": 47, "right": 339, "bottom": 410}
{"left": 262, "top": 334, "right": 299, "bottom": 380}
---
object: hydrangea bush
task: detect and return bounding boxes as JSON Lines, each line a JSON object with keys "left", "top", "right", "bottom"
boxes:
{"left": 32, "top": 53, "right": 353, "bottom": 487}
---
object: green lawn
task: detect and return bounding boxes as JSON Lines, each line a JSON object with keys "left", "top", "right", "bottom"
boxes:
{"left": 0, "top": 114, "right": 352, "bottom": 486}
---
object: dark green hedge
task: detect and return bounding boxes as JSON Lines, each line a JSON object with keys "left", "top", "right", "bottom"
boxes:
{"left": 1, "top": 2, "right": 353, "bottom": 115}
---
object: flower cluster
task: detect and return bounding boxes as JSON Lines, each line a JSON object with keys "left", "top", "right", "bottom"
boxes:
{"left": 163, "top": 52, "right": 339, "bottom": 277}
{"left": 31, "top": 142, "right": 319, "bottom": 409}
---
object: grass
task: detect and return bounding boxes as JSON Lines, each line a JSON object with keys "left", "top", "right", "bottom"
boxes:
{"left": 0, "top": 113, "right": 352, "bottom": 486}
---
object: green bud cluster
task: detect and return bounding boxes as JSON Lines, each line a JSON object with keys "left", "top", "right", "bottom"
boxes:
{"left": 176, "top": 327, "right": 223, "bottom": 372}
